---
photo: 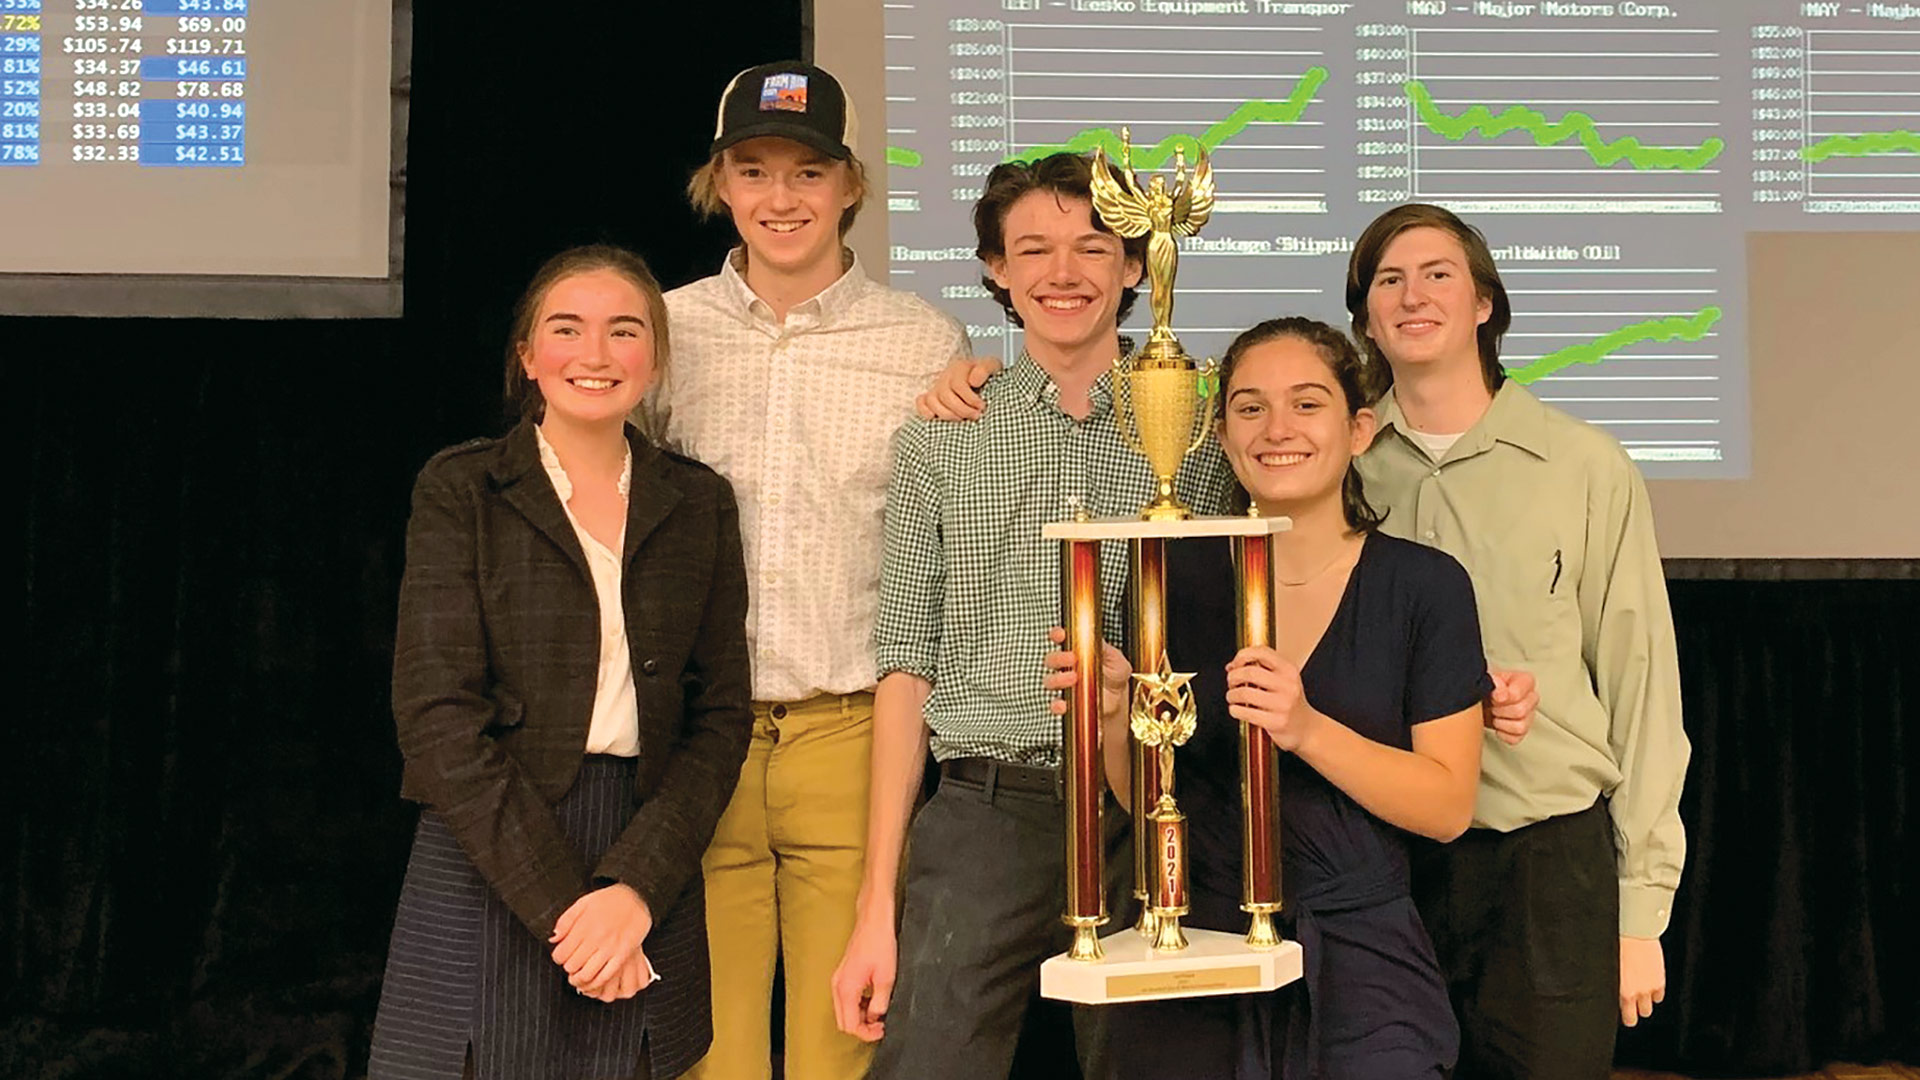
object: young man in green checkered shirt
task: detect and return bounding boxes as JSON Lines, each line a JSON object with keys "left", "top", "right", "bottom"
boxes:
{"left": 827, "top": 152, "right": 1234, "bottom": 1078}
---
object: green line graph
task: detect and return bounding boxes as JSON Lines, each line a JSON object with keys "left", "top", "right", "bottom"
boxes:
{"left": 1508, "top": 307, "right": 1723, "bottom": 385}
{"left": 887, "top": 146, "right": 924, "bottom": 168}
{"left": 1801, "top": 131, "right": 1920, "bottom": 162}
{"left": 1404, "top": 81, "right": 1725, "bottom": 171}
{"left": 1004, "top": 66, "right": 1329, "bottom": 166}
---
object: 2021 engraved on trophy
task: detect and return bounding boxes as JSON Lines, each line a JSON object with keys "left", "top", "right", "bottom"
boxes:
{"left": 1040, "top": 132, "right": 1304, "bottom": 1005}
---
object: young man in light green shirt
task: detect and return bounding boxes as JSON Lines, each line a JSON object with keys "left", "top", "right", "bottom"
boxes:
{"left": 1348, "top": 203, "right": 1689, "bottom": 1080}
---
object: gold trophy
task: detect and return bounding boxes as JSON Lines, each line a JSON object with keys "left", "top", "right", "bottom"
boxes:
{"left": 1039, "top": 133, "right": 1302, "bottom": 1004}
{"left": 1096, "top": 131, "right": 1217, "bottom": 522}
{"left": 1131, "top": 654, "right": 1197, "bottom": 953}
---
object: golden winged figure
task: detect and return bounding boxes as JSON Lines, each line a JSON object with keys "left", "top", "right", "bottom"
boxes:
{"left": 1089, "top": 128, "right": 1216, "bottom": 348}
{"left": 1130, "top": 651, "right": 1200, "bottom": 794}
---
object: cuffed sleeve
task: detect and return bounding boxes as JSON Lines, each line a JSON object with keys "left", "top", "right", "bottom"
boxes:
{"left": 1581, "top": 451, "right": 1690, "bottom": 939}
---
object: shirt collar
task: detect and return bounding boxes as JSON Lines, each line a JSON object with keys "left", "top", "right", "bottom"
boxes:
{"left": 1375, "top": 378, "right": 1550, "bottom": 461}
{"left": 535, "top": 423, "right": 632, "bottom": 503}
{"left": 717, "top": 245, "right": 868, "bottom": 327}
{"left": 1002, "top": 335, "right": 1131, "bottom": 417}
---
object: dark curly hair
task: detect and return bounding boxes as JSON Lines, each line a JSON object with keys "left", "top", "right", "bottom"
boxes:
{"left": 971, "top": 152, "right": 1147, "bottom": 328}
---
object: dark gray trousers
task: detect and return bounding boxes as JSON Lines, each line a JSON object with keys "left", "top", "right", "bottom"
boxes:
{"left": 868, "top": 771, "right": 1132, "bottom": 1080}
{"left": 1413, "top": 801, "right": 1620, "bottom": 1080}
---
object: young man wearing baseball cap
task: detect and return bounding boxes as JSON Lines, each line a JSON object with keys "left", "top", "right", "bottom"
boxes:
{"left": 651, "top": 61, "right": 968, "bottom": 1080}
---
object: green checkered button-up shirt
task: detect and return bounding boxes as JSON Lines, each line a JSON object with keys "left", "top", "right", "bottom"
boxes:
{"left": 876, "top": 352, "right": 1236, "bottom": 766}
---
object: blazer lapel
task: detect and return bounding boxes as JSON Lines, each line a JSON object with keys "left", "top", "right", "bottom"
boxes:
{"left": 490, "top": 421, "right": 592, "bottom": 578}
{"left": 623, "top": 435, "right": 683, "bottom": 565}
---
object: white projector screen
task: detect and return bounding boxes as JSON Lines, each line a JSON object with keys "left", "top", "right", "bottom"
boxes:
{"left": 817, "top": 0, "right": 1920, "bottom": 559}
{"left": 0, "top": 0, "right": 404, "bottom": 317}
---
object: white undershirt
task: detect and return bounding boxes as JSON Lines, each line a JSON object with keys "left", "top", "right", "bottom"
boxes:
{"left": 535, "top": 426, "right": 639, "bottom": 757}
{"left": 1408, "top": 428, "right": 1465, "bottom": 463}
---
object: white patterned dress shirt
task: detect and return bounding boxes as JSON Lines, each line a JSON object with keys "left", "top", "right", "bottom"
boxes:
{"left": 654, "top": 249, "right": 967, "bottom": 702}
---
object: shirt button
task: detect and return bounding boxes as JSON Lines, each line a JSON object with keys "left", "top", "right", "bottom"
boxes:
{"left": 1431, "top": 469, "right": 1442, "bottom": 478}
{"left": 1423, "top": 530, "right": 1436, "bottom": 540}
{"left": 641, "top": 658, "right": 658, "bottom": 676}
{"left": 771, "top": 704, "right": 788, "bottom": 720}
{"left": 764, "top": 572, "right": 779, "bottom": 584}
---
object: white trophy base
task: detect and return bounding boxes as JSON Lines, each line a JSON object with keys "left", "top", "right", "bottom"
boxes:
{"left": 1040, "top": 926, "right": 1303, "bottom": 1005}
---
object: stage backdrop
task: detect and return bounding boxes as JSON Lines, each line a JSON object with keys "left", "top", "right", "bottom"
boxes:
{"left": 7, "top": 1, "right": 1917, "bottom": 1077}
{"left": 6, "top": 2, "right": 801, "bottom": 1076}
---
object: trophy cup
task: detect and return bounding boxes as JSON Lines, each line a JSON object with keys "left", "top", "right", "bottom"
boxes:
{"left": 1039, "top": 133, "right": 1303, "bottom": 1004}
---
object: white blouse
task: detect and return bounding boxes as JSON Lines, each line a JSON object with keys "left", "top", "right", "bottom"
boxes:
{"left": 535, "top": 426, "right": 639, "bottom": 757}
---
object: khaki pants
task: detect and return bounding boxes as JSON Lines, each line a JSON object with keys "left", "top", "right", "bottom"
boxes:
{"left": 687, "top": 692, "right": 875, "bottom": 1080}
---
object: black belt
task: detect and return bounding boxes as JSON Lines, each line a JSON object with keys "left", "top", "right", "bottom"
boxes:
{"left": 940, "top": 756, "right": 1061, "bottom": 800}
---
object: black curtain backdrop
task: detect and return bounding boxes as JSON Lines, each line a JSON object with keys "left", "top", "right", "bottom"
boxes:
{"left": 6, "top": 3, "right": 800, "bottom": 1076}
{"left": 1615, "top": 577, "right": 1919, "bottom": 1076}
{"left": 6, "top": 4, "right": 1917, "bottom": 1078}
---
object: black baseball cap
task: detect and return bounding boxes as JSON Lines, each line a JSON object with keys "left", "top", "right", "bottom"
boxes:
{"left": 710, "top": 61, "right": 859, "bottom": 161}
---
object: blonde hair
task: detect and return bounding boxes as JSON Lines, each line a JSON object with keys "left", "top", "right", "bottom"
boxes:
{"left": 687, "top": 149, "right": 869, "bottom": 237}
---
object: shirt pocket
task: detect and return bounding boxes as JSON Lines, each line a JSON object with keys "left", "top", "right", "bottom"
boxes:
{"left": 1509, "top": 533, "right": 1582, "bottom": 664}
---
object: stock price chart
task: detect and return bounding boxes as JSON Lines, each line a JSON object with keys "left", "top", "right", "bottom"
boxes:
{"left": 883, "top": 0, "right": 1920, "bottom": 478}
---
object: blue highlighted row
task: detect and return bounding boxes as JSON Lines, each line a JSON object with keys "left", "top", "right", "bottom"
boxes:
{"left": 145, "top": 121, "right": 243, "bottom": 142}
{"left": 142, "top": 57, "right": 246, "bottom": 80}
{"left": 0, "top": 0, "right": 42, "bottom": 13}
{"left": 2, "top": 56, "right": 37, "bottom": 75}
{"left": 144, "top": 0, "right": 247, "bottom": 13}
{"left": 1, "top": 33, "right": 38, "bottom": 55}
{"left": 0, "top": 77, "right": 35, "bottom": 98}
{"left": 0, "top": 119, "right": 34, "bottom": 139}
{"left": 0, "top": 98, "right": 34, "bottom": 117}
{"left": 139, "top": 141, "right": 243, "bottom": 166}
{"left": 0, "top": 139, "right": 38, "bottom": 165}
{"left": 140, "top": 99, "right": 244, "bottom": 121}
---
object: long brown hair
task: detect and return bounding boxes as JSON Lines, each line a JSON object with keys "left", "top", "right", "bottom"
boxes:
{"left": 1345, "top": 203, "right": 1510, "bottom": 397}
{"left": 1216, "top": 317, "right": 1385, "bottom": 533}
{"left": 503, "top": 245, "right": 670, "bottom": 433}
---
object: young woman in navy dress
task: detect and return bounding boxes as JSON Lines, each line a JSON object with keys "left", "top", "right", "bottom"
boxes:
{"left": 1056, "top": 317, "right": 1489, "bottom": 1079}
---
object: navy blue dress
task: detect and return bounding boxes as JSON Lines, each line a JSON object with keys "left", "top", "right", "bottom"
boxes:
{"left": 1107, "top": 532, "right": 1490, "bottom": 1080}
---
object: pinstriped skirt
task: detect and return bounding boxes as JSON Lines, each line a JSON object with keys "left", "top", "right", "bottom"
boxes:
{"left": 368, "top": 755, "right": 708, "bottom": 1080}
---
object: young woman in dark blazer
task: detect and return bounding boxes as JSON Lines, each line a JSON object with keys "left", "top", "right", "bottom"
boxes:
{"left": 369, "top": 246, "right": 753, "bottom": 1080}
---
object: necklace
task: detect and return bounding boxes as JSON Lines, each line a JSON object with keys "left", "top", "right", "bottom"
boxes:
{"left": 1275, "top": 538, "right": 1363, "bottom": 588}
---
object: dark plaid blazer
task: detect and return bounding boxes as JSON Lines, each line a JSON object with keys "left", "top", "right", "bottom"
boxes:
{"left": 392, "top": 420, "right": 752, "bottom": 942}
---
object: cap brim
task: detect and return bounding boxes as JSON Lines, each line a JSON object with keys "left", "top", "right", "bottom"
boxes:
{"left": 711, "top": 122, "right": 851, "bottom": 161}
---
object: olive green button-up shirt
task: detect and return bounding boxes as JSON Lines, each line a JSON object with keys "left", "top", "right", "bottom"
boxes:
{"left": 1358, "top": 381, "right": 1690, "bottom": 938}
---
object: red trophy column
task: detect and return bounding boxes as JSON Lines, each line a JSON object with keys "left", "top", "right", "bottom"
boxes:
{"left": 1061, "top": 539, "right": 1107, "bottom": 960}
{"left": 1234, "top": 532, "right": 1283, "bottom": 947}
{"left": 1127, "top": 537, "right": 1168, "bottom": 939}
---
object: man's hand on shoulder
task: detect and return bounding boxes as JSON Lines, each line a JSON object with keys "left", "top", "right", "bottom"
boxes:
{"left": 916, "top": 356, "right": 1003, "bottom": 421}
